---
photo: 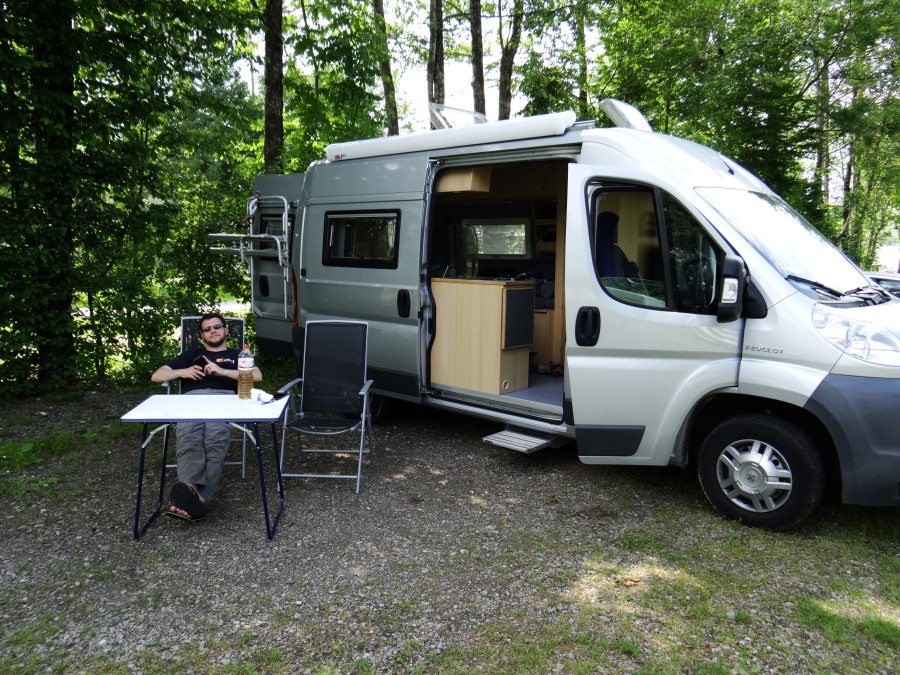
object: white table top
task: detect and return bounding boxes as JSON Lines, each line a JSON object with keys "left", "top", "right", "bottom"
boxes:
{"left": 121, "top": 394, "right": 289, "bottom": 424}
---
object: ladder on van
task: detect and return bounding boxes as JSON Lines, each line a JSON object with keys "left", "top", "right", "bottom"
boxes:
{"left": 209, "top": 193, "right": 293, "bottom": 320}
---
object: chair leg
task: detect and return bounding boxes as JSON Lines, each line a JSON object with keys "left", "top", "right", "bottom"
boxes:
{"left": 354, "top": 430, "right": 365, "bottom": 495}
{"left": 279, "top": 426, "right": 303, "bottom": 475}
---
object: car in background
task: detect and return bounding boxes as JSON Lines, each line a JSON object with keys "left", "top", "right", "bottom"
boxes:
{"left": 867, "top": 271, "right": 900, "bottom": 298}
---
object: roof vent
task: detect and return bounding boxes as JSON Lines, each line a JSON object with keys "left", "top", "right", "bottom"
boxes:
{"left": 600, "top": 98, "right": 652, "bottom": 131}
{"left": 429, "top": 103, "right": 489, "bottom": 129}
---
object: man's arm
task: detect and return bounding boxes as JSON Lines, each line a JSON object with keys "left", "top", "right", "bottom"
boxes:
{"left": 196, "top": 357, "right": 263, "bottom": 383}
{"left": 151, "top": 364, "right": 204, "bottom": 383}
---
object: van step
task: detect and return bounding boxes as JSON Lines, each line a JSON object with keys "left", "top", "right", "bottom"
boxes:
{"left": 483, "top": 429, "right": 552, "bottom": 454}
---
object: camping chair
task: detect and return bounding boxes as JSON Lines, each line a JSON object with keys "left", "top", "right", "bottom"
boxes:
{"left": 161, "top": 315, "right": 248, "bottom": 479}
{"left": 276, "top": 320, "right": 374, "bottom": 494}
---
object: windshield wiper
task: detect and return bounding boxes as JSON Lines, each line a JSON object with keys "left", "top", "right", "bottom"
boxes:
{"left": 843, "top": 284, "right": 890, "bottom": 305}
{"left": 786, "top": 275, "right": 843, "bottom": 299}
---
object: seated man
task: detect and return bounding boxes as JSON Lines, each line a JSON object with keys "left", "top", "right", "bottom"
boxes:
{"left": 150, "top": 312, "right": 262, "bottom": 521}
{"left": 596, "top": 210, "right": 640, "bottom": 279}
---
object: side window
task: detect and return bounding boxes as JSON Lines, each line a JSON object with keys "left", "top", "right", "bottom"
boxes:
{"left": 592, "top": 186, "right": 667, "bottom": 307}
{"left": 323, "top": 211, "right": 399, "bottom": 269}
{"left": 662, "top": 193, "right": 721, "bottom": 314}
{"left": 591, "top": 185, "right": 722, "bottom": 314}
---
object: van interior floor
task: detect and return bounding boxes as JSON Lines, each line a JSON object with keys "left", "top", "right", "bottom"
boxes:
{"left": 430, "top": 371, "right": 563, "bottom": 419}
{"left": 503, "top": 371, "right": 563, "bottom": 407}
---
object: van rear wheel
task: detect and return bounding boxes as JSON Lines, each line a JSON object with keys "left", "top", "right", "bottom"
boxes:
{"left": 369, "top": 393, "right": 399, "bottom": 425}
{"left": 697, "top": 414, "right": 825, "bottom": 531}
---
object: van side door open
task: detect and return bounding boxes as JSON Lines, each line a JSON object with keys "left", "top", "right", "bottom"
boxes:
{"left": 564, "top": 164, "right": 744, "bottom": 464}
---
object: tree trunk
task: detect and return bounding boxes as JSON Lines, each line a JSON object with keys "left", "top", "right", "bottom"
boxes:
{"left": 30, "top": 0, "right": 77, "bottom": 388}
{"left": 0, "top": 7, "right": 22, "bottom": 207}
{"left": 263, "top": 0, "right": 284, "bottom": 173}
{"left": 427, "top": 0, "right": 445, "bottom": 106}
{"left": 470, "top": 0, "right": 486, "bottom": 115}
{"left": 812, "top": 54, "right": 831, "bottom": 210}
{"left": 574, "top": 1, "right": 588, "bottom": 118}
{"left": 497, "top": 0, "right": 523, "bottom": 120}
{"left": 836, "top": 138, "right": 854, "bottom": 243}
{"left": 373, "top": 0, "right": 399, "bottom": 135}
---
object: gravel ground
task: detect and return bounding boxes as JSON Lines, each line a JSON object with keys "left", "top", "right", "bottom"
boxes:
{"left": 1, "top": 388, "right": 898, "bottom": 673}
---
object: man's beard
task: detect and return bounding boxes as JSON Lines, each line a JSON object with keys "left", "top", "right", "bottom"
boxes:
{"left": 204, "top": 335, "right": 227, "bottom": 349}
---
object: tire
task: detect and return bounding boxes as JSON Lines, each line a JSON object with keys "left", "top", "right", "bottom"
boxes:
{"left": 368, "top": 393, "right": 400, "bottom": 425}
{"left": 697, "top": 414, "right": 825, "bottom": 531}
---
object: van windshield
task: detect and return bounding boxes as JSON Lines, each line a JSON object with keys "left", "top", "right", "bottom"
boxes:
{"left": 696, "top": 188, "right": 870, "bottom": 297}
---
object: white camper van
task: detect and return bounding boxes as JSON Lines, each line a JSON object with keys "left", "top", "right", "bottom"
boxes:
{"left": 211, "top": 99, "right": 900, "bottom": 530}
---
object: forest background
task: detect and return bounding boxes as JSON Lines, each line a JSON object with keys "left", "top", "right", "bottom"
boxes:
{"left": 1, "top": 0, "right": 899, "bottom": 393}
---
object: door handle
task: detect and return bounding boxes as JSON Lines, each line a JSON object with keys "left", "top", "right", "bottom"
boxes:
{"left": 575, "top": 306, "right": 600, "bottom": 346}
{"left": 397, "top": 289, "right": 411, "bottom": 318}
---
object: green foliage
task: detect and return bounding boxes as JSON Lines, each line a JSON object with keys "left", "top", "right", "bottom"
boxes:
{"left": 517, "top": 0, "right": 900, "bottom": 263}
{"left": 0, "top": 430, "right": 73, "bottom": 501}
{"left": 0, "top": 0, "right": 257, "bottom": 392}
{"left": 283, "top": 0, "right": 388, "bottom": 168}
{"left": 0, "top": 431, "right": 74, "bottom": 472}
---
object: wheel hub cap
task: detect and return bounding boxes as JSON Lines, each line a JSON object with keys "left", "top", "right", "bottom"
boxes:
{"left": 716, "top": 439, "right": 793, "bottom": 513}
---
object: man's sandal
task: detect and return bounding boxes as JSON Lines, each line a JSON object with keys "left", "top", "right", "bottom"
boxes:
{"left": 168, "top": 482, "right": 208, "bottom": 521}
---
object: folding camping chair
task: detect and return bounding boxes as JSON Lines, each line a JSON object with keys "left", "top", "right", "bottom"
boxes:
{"left": 161, "top": 315, "right": 248, "bottom": 478}
{"left": 276, "top": 320, "right": 374, "bottom": 494}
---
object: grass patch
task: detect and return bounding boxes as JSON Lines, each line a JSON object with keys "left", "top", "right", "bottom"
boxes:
{"left": 0, "top": 423, "right": 140, "bottom": 502}
{"left": 0, "top": 431, "right": 75, "bottom": 472}
{"left": 0, "top": 431, "right": 75, "bottom": 501}
{"left": 0, "top": 473, "right": 60, "bottom": 500}
{"left": 1, "top": 419, "right": 139, "bottom": 466}
{"left": 797, "top": 597, "right": 900, "bottom": 651}
{"left": 0, "top": 613, "right": 66, "bottom": 673}
{"left": 859, "top": 614, "right": 900, "bottom": 649}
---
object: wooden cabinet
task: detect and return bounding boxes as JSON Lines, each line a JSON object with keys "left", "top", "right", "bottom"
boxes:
{"left": 532, "top": 308, "right": 553, "bottom": 364}
{"left": 532, "top": 308, "right": 564, "bottom": 365}
{"left": 431, "top": 278, "right": 534, "bottom": 395}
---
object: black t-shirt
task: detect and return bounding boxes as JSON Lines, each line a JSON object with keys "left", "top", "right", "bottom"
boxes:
{"left": 167, "top": 347, "right": 240, "bottom": 394}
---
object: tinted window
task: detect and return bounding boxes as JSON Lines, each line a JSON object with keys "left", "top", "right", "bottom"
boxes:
{"left": 323, "top": 212, "right": 399, "bottom": 269}
{"left": 591, "top": 184, "right": 722, "bottom": 314}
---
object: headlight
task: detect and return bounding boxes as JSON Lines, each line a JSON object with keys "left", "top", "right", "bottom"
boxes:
{"left": 813, "top": 305, "right": 900, "bottom": 366}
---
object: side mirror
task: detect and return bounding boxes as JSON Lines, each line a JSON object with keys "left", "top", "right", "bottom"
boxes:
{"left": 717, "top": 254, "right": 746, "bottom": 323}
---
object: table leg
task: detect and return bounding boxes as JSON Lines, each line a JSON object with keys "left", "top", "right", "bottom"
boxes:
{"left": 133, "top": 423, "right": 170, "bottom": 539}
{"left": 254, "top": 422, "right": 285, "bottom": 539}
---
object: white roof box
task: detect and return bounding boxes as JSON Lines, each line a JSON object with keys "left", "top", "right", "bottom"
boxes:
{"left": 324, "top": 111, "right": 578, "bottom": 162}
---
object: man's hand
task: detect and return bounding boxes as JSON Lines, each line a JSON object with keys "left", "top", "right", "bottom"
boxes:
{"left": 201, "top": 355, "right": 232, "bottom": 378}
{"left": 181, "top": 365, "right": 205, "bottom": 381}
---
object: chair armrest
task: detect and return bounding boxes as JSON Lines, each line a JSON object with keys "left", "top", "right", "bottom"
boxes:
{"left": 359, "top": 379, "right": 373, "bottom": 396}
{"left": 277, "top": 378, "right": 303, "bottom": 396}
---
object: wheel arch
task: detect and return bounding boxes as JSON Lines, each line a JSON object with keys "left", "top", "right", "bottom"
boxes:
{"left": 676, "top": 393, "right": 841, "bottom": 494}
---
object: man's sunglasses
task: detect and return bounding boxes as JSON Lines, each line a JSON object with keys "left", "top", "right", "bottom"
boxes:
{"left": 201, "top": 323, "right": 225, "bottom": 333}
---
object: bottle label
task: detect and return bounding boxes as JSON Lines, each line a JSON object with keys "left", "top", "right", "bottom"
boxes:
{"left": 238, "top": 358, "right": 254, "bottom": 370}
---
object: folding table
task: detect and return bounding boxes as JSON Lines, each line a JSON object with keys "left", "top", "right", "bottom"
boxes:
{"left": 121, "top": 394, "right": 289, "bottom": 539}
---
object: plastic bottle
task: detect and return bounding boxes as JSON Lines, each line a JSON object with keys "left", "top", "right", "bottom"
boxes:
{"left": 237, "top": 344, "right": 254, "bottom": 400}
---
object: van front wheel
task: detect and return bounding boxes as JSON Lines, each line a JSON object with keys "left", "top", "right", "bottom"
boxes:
{"left": 697, "top": 415, "right": 825, "bottom": 531}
